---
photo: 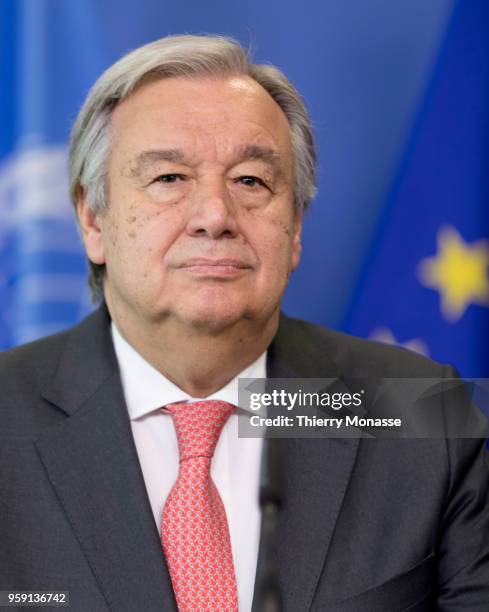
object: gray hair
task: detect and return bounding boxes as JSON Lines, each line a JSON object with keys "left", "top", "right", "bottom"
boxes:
{"left": 69, "top": 34, "right": 317, "bottom": 301}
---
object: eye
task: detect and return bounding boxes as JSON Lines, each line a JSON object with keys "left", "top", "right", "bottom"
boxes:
{"left": 236, "top": 176, "right": 268, "bottom": 189}
{"left": 154, "top": 174, "right": 186, "bottom": 184}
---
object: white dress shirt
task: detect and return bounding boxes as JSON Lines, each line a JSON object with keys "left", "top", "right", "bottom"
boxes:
{"left": 111, "top": 323, "right": 265, "bottom": 612}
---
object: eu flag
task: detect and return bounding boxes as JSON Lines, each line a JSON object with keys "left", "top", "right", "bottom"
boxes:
{"left": 343, "top": 0, "right": 489, "bottom": 379}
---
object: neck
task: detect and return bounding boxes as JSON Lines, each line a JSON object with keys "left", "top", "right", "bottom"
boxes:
{"left": 107, "top": 302, "right": 277, "bottom": 397}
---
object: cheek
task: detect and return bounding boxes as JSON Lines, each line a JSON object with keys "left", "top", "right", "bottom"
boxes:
{"left": 105, "top": 205, "right": 183, "bottom": 268}
{"left": 253, "top": 218, "right": 296, "bottom": 279}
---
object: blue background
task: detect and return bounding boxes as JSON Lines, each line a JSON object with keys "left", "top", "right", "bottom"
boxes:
{"left": 2, "top": 0, "right": 488, "bottom": 379}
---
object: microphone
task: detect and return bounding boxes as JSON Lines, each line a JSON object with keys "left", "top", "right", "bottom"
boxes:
{"left": 254, "top": 437, "right": 285, "bottom": 612}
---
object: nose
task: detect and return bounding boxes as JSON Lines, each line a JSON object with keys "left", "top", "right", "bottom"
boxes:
{"left": 186, "top": 177, "right": 239, "bottom": 239}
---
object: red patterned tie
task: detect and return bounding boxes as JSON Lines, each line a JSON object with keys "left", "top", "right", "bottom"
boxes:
{"left": 161, "top": 400, "right": 239, "bottom": 611}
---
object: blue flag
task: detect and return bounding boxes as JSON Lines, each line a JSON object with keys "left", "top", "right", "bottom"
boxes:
{"left": 344, "top": 0, "right": 489, "bottom": 379}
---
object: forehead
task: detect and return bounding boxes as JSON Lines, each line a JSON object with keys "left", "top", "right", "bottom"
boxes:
{"left": 109, "top": 75, "right": 292, "bottom": 162}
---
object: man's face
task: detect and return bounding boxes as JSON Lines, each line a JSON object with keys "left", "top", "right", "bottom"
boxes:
{"left": 79, "top": 75, "right": 302, "bottom": 331}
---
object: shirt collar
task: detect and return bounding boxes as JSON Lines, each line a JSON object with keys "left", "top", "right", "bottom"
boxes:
{"left": 111, "top": 322, "right": 267, "bottom": 420}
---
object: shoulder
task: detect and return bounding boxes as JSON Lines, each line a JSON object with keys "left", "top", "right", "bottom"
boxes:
{"left": 0, "top": 328, "right": 74, "bottom": 436}
{"left": 279, "top": 313, "right": 448, "bottom": 378}
{"left": 0, "top": 306, "right": 109, "bottom": 412}
{"left": 0, "top": 327, "right": 71, "bottom": 391}
{"left": 0, "top": 305, "right": 117, "bottom": 440}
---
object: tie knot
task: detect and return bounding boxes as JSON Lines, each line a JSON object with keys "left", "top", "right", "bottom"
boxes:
{"left": 164, "top": 400, "right": 235, "bottom": 461}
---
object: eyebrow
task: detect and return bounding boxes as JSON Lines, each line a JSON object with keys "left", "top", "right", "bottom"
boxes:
{"left": 129, "top": 145, "right": 285, "bottom": 177}
{"left": 129, "top": 149, "right": 186, "bottom": 176}
{"left": 234, "top": 144, "right": 283, "bottom": 170}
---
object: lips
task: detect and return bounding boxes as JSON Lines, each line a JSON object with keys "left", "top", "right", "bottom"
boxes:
{"left": 181, "top": 258, "right": 251, "bottom": 269}
{"left": 178, "top": 258, "right": 252, "bottom": 276}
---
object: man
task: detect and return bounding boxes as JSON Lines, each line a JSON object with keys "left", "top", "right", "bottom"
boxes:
{"left": 1, "top": 35, "right": 488, "bottom": 612}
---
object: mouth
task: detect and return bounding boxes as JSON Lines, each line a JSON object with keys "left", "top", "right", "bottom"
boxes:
{"left": 178, "top": 258, "right": 252, "bottom": 277}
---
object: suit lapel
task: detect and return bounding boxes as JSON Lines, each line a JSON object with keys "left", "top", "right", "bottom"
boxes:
{"left": 252, "top": 314, "right": 361, "bottom": 611}
{"left": 35, "top": 306, "right": 358, "bottom": 611}
{"left": 35, "top": 306, "right": 177, "bottom": 611}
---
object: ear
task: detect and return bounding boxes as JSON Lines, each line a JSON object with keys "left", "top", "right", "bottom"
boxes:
{"left": 76, "top": 187, "right": 106, "bottom": 265}
{"left": 290, "top": 208, "right": 303, "bottom": 272}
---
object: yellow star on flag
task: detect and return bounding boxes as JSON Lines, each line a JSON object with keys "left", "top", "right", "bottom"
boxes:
{"left": 417, "top": 225, "right": 489, "bottom": 322}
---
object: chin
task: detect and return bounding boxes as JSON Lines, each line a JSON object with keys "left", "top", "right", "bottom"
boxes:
{"left": 174, "top": 287, "right": 248, "bottom": 328}
{"left": 177, "top": 298, "right": 250, "bottom": 332}
{"left": 186, "top": 310, "right": 244, "bottom": 332}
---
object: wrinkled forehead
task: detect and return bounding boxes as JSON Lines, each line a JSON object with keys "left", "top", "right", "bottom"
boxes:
{"left": 108, "top": 75, "right": 293, "bottom": 168}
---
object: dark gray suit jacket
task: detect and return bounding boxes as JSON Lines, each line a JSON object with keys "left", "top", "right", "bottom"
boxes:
{"left": 1, "top": 305, "right": 488, "bottom": 611}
